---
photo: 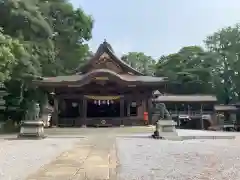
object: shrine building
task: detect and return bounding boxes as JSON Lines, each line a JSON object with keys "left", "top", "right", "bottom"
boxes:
{"left": 33, "top": 40, "right": 167, "bottom": 127}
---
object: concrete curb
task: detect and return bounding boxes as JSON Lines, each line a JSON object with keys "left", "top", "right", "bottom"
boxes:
{"left": 181, "top": 135, "right": 235, "bottom": 140}
{"left": 117, "top": 135, "right": 236, "bottom": 141}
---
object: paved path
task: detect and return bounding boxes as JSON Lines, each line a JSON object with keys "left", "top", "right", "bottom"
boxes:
{"left": 26, "top": 134, "right": 118, "bottom": 180}
{"left": 25, "top": 127, "right": 153, "bottom": 180}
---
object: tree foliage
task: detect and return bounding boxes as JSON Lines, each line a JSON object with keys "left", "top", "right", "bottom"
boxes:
{"left": 0, "top": 0, "right": 93, "bottom": 121}
{"left": 0, "top": 29, "right": 27, "bottom": 82}
{"left": 204, "top": 24, "right": 240, "bottom": 103}
{"left": 121, "top": 52, "right": 156, "bottom": 75}
{"left": 155, "top": 46, "right": 215, "bottom": 94}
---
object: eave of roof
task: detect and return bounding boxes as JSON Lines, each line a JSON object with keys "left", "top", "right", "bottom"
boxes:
{"left": 214, "top": 105, "right": 237, "bottom": 111}
{"left": 33, "top": 69, "right": 167, "bottom": 86}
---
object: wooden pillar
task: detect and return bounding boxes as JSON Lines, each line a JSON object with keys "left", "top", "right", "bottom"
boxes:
{"left": 127, "top": 100, "right": 130, "bottom": 117}
{"left": 187, "top": 104, "right": 190, "bottom": 116}
{"left": 200, "top": 104, "right": 204, "bottom": 129}
{"left": 53, "top": 97, "right": 59, "bottom": 127}
{"left": 230, "top": 112, "right": 237, "bottom": 124}
{"left": 211, "top": 112, "right": 217, "bottom": 126}
{"left": 82, "top": 96, "right": 87, "bottom": 127}
{"left": 175, "top": 104, "right": 180, "bottom": 126}
{"left": 120, "top": 96, "right": 124, "bottom": 125}
{"left": 147, "top": 98, "right": 152, "bottom": 124}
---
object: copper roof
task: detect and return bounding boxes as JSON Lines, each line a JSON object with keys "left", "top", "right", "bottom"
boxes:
{"left": 34, "top": 69, "right": 166, "bottom": 85}
{"left": 214, "top": 105, "right": 237, "bottom": 111}
{"left": 154, "top": 95, "right": 217, "bottom": 102}
{"left": 77, "top": 40, "right": 143, "bottom": 75}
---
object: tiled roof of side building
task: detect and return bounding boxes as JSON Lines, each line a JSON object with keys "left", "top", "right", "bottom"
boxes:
{"left": 214, "top": 105, "right": 237, "bottom": 111}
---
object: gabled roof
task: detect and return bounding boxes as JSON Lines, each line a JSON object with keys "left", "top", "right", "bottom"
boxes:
{"left": 76, "top": 40, "right": 143, "bottom": 75}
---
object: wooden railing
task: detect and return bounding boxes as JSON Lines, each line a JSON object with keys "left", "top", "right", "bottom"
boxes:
{"left": 168, "top": 110, "right": 213, "bottom": 116}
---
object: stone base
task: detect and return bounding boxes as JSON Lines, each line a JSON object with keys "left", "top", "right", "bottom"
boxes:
{"left": 158, "top": 120, "right": 177, "bottom": 132}
{"left": 159, "top": 132, "right": 181, "bottom": 141}
{"left": 152, "top": 134, "right": 164, "bottom": 139}
{"left": 152, "top": 132, "right": 164, "bottom": 139}
{"left": 18, "top": 134, "right": 46, "bottom": 139}
{"left": 18, "top": 120, "right": 45, "bottom": 138}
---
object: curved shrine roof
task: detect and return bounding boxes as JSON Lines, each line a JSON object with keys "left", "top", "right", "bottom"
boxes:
{"left": 34, "top": 40, "right": 167, "bottom": 87}
{"left": 34, "top": 69, "right": 167, "bottom": 86}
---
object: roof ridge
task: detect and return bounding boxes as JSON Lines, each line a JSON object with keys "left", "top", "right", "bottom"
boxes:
{"left": 77, "top": 40, "right": 143, "bottom": 75}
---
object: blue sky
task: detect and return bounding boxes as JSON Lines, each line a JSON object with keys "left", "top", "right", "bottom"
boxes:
{"left": 70, "top": 0, "right": 240, "bottom": 58}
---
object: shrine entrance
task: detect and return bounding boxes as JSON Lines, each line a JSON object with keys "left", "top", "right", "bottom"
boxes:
{"left": 86, "top": 96, "right": 120, "bottom": 118}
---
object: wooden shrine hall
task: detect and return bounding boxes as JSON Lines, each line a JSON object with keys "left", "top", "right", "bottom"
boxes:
{"left": 33, "top": 40, "right": 167, "bottom": 127}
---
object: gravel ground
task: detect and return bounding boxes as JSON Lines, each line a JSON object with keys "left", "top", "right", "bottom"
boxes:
{"left": 117, "top": 137, "right": 240, "bottom": 180}
{"left": 177, "top": 129, "right": 239, "bottom": 137}
{"left": 0, "top": 138, "right": 80, "bottom": 180}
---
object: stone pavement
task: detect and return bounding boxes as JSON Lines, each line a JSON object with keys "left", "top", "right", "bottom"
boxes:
{"left": 26, "top": 135, "right": 118, "bottom": 180}
{"left": 25, "top": 127, "right": 153, "bottom": 180}
{"left": 24, "top": 127, "right": 237, "bottom": 180}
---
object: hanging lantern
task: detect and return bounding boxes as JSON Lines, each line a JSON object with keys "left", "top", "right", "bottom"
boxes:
{"left": 102, "top": 100, "right": 106, "bottom": 104}
{"left": 111, "top": 100, "right": 114, "bottom": 104}
{"left": 98, "top": 100, "right": 101, "bottom": 105}
{"left": 94, "top": 100, "right": 97, "bottom": 104}
{"left": 107, "top": 100, "right": 110, "bottom": 105}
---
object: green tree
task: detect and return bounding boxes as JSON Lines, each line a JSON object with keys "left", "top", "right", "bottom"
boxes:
{"left": 205, "top": 24, "right": 240, "bottom": 103}
{"left": 156, "top": 46, "right": 214, "bottom": 94}
{"left": 0, "top": 29, "right": 27, "bottom": 82}
{"left": 121, "top": 52, "right": 156, "bottom": 75}
{"left": 39, "top": 0, "right": 94, "bottom": 75}
{"left": 0, "top": 0, "right": 94, "bottom": 122}
{"left": 0, "top": 0, "right": 55, "bottom": 79}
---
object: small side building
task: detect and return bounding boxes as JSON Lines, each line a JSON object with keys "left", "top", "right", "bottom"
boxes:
{"left": 153, "top": 95, "right": 217, "bottom": 129}
{"left": 214, "top": 104, "right": 238, "bottom": 127}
